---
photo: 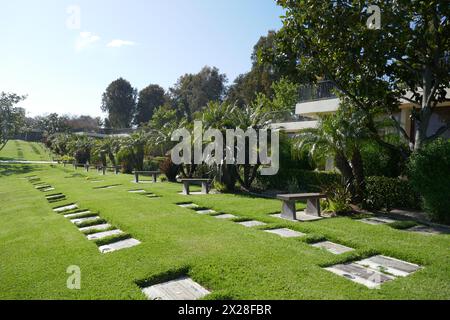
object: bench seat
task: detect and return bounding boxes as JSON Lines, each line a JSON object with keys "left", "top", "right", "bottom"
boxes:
{"left": 277, "top": 193, "right": 327, "bottom": 221}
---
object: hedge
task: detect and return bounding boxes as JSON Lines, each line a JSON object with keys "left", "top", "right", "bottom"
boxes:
{"left": 364, "top": 176, "right": 421, "bottom": 211}
{"left": 408, "top": 138, "right": 450, "bottom": 224}
{"left": 259, "top": 169, "right": 341, "bottom": 192}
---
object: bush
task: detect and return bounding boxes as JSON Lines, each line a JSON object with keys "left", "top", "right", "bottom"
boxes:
{"left": 143, "top": 157, "right": 165, "bottom": 171}
{"left": 364, "top": 176, "right": 421, "bottom": 211}
{"left": 117, "top": 149, "right": 134, "bottom": 174}
{"left": 159, "top": 156, "right": 179, "bottom": 182}
{"left": 408, "top": 138, "right": 450, "bottom": 224}
{"left": 322, "top": 180, "right": 352, "bottom": 214}
{"left": 361, "top": 142, "right": 407, "bottom": 177}
{"left": 259, "top": 169, "right": 341, "bottom": 192}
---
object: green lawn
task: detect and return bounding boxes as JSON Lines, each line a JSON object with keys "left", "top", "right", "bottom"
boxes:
{"left": 0, "top": 139, "right": 53, "bottom": 161}
{"left": 0, "top": 144, "right": 449, "bottom": 299}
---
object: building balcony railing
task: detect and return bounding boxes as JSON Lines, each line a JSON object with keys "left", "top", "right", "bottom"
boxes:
{"left": 298, "top": 80, "right": 338, "bottom": 102}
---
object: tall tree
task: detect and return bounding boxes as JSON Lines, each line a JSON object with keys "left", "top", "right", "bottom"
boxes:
{"left": 267, "top": 0, "right": 450, "bottom": 151}
{"left": 134, "top": 84, "right": 166, "bottom": 126}
{"left": 0, "top": 92, "right": 26, "bottom": 151}
{"left": 227, "top": 31, "right": 292, "bottom": 106}
{"left": 169, "top": 66, "right": 227, "bottom": 121}
{"left": 101, "top": 78, "right": 137, "bottom": 129}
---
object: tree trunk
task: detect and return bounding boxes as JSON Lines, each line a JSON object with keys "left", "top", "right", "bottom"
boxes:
{"left": 334, "top": 151, "right": 355, "bottom": 197}
{"left": 350, "top": 148, "right": 365, "bottom": 204}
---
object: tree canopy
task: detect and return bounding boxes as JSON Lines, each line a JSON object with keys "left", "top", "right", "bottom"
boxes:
{"left": 0, "top": 92, "right": 26, "bottom": 151}
{"left": 266, "top": 0, "right": 450, "bottom": 151}
{"left": 101, "top": 78, "right": 137, "bottom": 129}
{"left": 134, "top": 84, "right": 166, "bottom": 126}
{"left": 169, "top": 66, "right": 227, "bottom": 121}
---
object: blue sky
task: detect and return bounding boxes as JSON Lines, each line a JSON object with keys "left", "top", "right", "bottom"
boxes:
{"left": 0, "top": 0, "right": 284, "bottom": 118}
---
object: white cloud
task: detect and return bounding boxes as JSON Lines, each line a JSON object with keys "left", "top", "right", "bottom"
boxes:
{"left": 107, "top": 39, "right": 136, "bottom": 48}
{"left": 75, "top": 31, "right": 100, "bottom": 51}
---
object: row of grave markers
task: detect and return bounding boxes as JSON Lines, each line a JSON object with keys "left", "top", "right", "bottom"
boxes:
{"left": 172, "top": 201, "right": 423, "bottom": 295}
{"left": 23, "top": 175, "right": 424, "bottom": 299}
{"left": 25, "top": 176, "right": 141, "bottom": 254}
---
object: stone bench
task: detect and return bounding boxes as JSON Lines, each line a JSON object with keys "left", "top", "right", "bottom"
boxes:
{"left": 72, "top": 162, "right": 89, "bottom": 171}
{"left": 180, "top": 178, "right": 211, "bottom": 195}
{"left": 134, "top": 171, "right": 160, "bottom": 183}
{"left": 276, "top": 193, "right": 327, "bottom": 221}
{"left": 95, "top": 165, "right": 120, "bottom": 175}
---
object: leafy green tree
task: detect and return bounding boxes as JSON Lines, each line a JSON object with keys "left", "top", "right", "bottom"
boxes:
{"left": 134, "top": 84, "right": 166, "bottom": 126}
{"left": 101, "top": 78, "right": 137, "bottom": 128}
{"left": 0, "top": 92, "right": 26, "bottom": 151}
{"left": 93, "top": 137, "right": 121, "bottom": 166}
{"left": 294, "top": 101, "right": 396, "bottom": 203}
{"left": 267, "top": 0, "right": 450, "bottom": 151}
{"left": 227, "top": 31, "right": 291, "bottom": 106}
{"left": 67, "top": 136, "right": 95, "bottom": 164}
{"left": 33, "top": 113, "right": 70, "bottom": 134}
{"left": 200, "top": 101, "right": 275, "bottom": 190}
{"left": 170, "top": 66, "right": 227, "bottom": 121}
{"left": 119, "top": 131, "right": 149, "bottom": 171}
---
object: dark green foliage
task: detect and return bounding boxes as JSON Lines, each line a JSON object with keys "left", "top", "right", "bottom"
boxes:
{"left": 388, "top": 221, "right": 418, "bottom": 230}
{"left": 134, "top": 84, "right": 166, "bottom": 126}
{"left": 361, "top": 142, "right": 407, "bottom": 177}
{"left": 159, "top": 156, "right": 179, "bottom": 182}
{"left": 364, "top": 176, "right": 421, "bottom": 212}
{"left": 408, "top": 138, "right": 450, "bottom": 224}
{"left": 170, "top": 66, "right": 227, "bottom": 120}
{"left": 101, "top": 78, "right": 137, "bottom": 128}
{"left": 260, "top": 168, "right": 341, "bottom": 192}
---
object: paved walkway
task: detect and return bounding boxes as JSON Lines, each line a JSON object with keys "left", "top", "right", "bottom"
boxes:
{"left": 0, "top": 160, "right": 58, "bottom": 164}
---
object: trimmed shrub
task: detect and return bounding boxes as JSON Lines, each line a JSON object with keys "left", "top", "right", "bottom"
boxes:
{"left": 143, "top": 157, "right": 165, "bottom": 171}
{"left": 159, "top": 156, "right": 179, "bottom": 182}
{"left": 259, "top": 169, "right": 341, "bottom": 192}
{"left": 364, "top": 176, "right": 421, "bottom": 211}
{"left": 361, "top": 142, "right": 407, "bottom": 177}
{"left": 408, "top": 138, "right": 450, "bottom": 224}
{"left": 117, "top": 149, "right": 134, "bottom": 174}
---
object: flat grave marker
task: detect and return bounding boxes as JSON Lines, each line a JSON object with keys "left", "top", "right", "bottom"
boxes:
{"left": 86, "top": 229, "right": 124, "bottom": 240}
{"left": 325, "top": 263, "right": 394, "bottom": 289}
{"left": 238, "top": 220, "right": 267, "bottom": 228}
{"left": 71, "top": 216, "right": 101, "bottom": 225}
{"left": 214, "top": 214, "right": 237, "bottom": 219}
{"left": 178, "top": 203, "right": 199, "bottom": 209}
{"left": 360, "top": 217, "right": 397, "bottom": 225}
{"left": 311, "top": 241, "right": 354, "bottom": 255}
{"left": 79, "top": 223, "right": 111, "bottom": 232}
{"left": 98, "top": 238, "right": 141, "bottom": 253}
{"left": 355, "top": 255, "right": 421, "bottom": 277}
{"left": 195, "top": 209, "right": 216, "bottom": 215}
{"left": 141, "top": 277, "right": 210, "bottom": 300}
{"left": 64, "top": 210, "right": 91, "bottom": 218}
{"left": 53, "top": 204, "right": 78, "bottom": 213}
{"left": 264, "top": 228, "right": 305, "bottom": 238}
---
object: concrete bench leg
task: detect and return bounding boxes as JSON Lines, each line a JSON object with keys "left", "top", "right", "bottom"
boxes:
{"left": 201, "top": 182, "right": 209, "bottom": 194}
{"left": 281, "top": 200, "right": 297, "bottom": 220}
{"left": 134, "top": 172, "right": 139, "bottom": 183}
{"left": 152, "top": 173, "right": 157, "bottom": 183}
{"left": 102, "top": 167, "right": 106, "bottom": 175}
{"left": 305, "top": 198, "right": 321, "bottom": 216}
{"left": 182, "top": 182, "right": 190, "bottom": 195}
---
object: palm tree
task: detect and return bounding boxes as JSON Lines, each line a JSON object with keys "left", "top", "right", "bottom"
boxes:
{"left": 293, "top": 103, "right": 373, "bottom": 203}
{"left": 93, "top": 137, "right": 121, "bottom": 166}
{"left": 120, "top": 131, "right": 149, "bottom": 171}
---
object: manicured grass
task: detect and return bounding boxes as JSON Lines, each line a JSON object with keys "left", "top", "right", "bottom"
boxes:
{"left": 0, "top": 140, "right": 53, "bottom": 161}
{"left": 0, "top": 163, "right": 449, "bottom": 299}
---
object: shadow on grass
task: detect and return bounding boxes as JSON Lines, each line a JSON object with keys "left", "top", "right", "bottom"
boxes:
{"left": 0, "top": 164, "right": 38, "bottom": 177}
